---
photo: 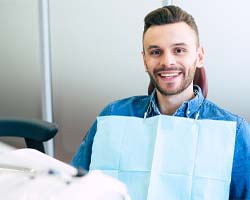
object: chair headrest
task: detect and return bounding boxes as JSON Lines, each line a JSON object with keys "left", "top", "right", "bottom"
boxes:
{"left": 148, "top": 67, "right": 208, "bottom": 98}
{"left": 193, "top": 67, "right": 208, "bottom": 98}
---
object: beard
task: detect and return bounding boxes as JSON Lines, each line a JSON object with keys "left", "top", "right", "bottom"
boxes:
{"left": 147, "top": 63, "right": 197, "bottom": 96}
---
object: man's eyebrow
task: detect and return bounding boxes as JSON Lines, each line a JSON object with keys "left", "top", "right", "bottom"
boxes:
{"left": 146, "top": 45, "right": 160, "bottom": 50}
{"left": 171, "top": 42, "right": 188, "bottom": 47}
{"left": 146, "top": 43, "right": 188, "bottom": 50}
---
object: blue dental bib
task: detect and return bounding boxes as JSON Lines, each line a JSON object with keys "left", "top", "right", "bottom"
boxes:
{"left": 90, "top": 115, "right": 236, "bottom": 200}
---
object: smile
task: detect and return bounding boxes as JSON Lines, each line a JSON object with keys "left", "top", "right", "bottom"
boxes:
{"left": 158, "top": 71, "right": 182, "bottom": 78}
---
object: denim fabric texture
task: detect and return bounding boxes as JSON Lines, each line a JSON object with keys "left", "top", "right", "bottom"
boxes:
{"left": 71, "top": 85, "right": 250, "bottom": 199}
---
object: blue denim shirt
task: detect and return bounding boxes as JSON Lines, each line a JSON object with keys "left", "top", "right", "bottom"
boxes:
{"left": 71, "top": 85, "right": 250, "bottom": 199}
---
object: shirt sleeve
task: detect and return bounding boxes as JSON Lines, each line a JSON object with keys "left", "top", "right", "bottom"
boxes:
{"left": 229, "top": 118, "right": 250, "bottom": 199}
{"left": 70, "top": 104, "right": 112, "bottom": 170}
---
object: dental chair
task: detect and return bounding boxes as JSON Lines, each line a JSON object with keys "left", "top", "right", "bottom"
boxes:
{"left": 148, "top": 67, "right": 208, "bottom": 98}
{"left": 0, "top": 118, "right": 58, "bottom": 153}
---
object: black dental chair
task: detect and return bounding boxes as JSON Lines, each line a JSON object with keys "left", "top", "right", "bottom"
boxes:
{"left": 0, "top": 118, "right": 58, "bottom": 153}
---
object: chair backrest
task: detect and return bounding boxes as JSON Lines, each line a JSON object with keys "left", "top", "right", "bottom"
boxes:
{"left": 0, "top": 118, "right": 58, "bottom": 153}
{"left": 148, "top": 67, "right": 208, "bottom": 98}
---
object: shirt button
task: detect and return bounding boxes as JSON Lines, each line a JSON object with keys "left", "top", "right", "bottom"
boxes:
{"left": 187, "top": 110, "right": 190, "bottom": 115}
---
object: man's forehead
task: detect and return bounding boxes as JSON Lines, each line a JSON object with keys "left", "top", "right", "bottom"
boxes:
{"left": 143, "top": 22, "right": 198, "bottom": 47}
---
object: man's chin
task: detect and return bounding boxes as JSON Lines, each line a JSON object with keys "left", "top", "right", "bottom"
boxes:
{"left": 156, "top": 87, "right": 181, "bottom": 96}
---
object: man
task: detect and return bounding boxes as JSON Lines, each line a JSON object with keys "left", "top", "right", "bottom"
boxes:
{"left": 72, "top": 5, "right": 250, "bottom": 199}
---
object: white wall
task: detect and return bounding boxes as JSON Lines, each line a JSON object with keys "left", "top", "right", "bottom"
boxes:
{"left": 174, "top": 0, "right": 250, "bottom": 121}
{"left": 49, "top": 0, "right": 161, "bottom": 162}
{"left": 0, "top": 0, "right": 249, "bottom": 162}
{"left": 0, "top": 0, "right": 161, "bottom": 162}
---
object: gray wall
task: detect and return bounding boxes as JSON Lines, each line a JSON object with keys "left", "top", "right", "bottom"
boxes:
{"left": 0, "top": 0, "right": 41, "bottom": 148}
{"left": 0, "top": 0, "right": 41, "bottom": 118}
{"left": 0, "top": 0, "right": 249, "bottom": 163}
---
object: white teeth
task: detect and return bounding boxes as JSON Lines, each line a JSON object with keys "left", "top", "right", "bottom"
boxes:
{"left": 161, "top": 73, "right": 179, "bottom": 77}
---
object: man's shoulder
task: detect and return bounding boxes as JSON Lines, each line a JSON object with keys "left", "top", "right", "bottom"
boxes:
{"left": 100, "top": 95, "right": 150, "bottom": 117}
{"left": 202, "top": 99, "right": 246, "bottom": 126}
{"left": 111, "top": 95, "right": 150, "bottom": 105}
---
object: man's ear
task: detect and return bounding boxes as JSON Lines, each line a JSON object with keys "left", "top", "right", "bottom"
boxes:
{"left": 142, "top": 51, "right": 148, "bottom": 72}
{"left": 197, "top": 46, "right": 205, "bottom": 68}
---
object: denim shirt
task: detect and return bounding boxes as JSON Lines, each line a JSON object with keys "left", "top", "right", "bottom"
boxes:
{"left": 71, "top": 85, "right": 250, "bottom": 199}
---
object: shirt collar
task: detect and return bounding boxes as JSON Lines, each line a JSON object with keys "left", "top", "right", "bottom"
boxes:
{"left": 149, "top": 85, "right": 205, "bottom": 118}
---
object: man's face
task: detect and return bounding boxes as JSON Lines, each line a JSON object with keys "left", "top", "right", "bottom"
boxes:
{"left": 142, "top": 22, "right": 204, "bottom": 96}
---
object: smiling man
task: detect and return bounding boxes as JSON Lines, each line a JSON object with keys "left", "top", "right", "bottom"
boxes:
{"left": 72, "top": 6, "right": 250, "bottom": 199}
{"left": 142, "top": 21, "right": 204, "bottom": 115}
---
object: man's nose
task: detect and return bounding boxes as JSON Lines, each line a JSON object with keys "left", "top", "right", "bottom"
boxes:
{"left": 160, "top": 52, "right": 176, "bottom": 67}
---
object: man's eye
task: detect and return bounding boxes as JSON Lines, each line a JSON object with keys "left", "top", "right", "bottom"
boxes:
{"left": 174, "top": 48, "right": 185, "bottom": 54}
{"left": 150, "top": 50, "right": 161, "bottom": 56}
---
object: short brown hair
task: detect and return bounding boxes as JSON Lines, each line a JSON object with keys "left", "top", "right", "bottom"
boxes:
{"left": 143, "top": 5, "right": 199, "bottom": 45}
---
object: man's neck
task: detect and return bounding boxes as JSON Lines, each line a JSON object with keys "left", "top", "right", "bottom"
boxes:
{"left": 156, "top": 85, "right": 195, "bottom": 115}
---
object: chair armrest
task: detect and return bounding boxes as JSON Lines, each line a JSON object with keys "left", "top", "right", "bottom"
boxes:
{"left": 0, "top": 118, "right": 58, "bottom": 142}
